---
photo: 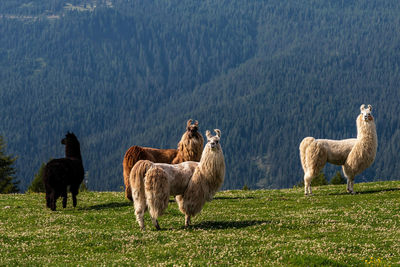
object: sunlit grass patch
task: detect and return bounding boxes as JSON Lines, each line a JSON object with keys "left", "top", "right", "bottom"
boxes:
{"left": 0, "top": 181, "right": 399, "bottom": 265}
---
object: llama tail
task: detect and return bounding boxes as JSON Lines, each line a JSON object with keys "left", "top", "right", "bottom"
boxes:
{"left": 130, "top": 160, "right": 153, "bottom": 229}
{"left": 299, "top": 137, "right": 315, "bottom": 172}
{"left": 129, "top": 160, "right": 153, "bottom": 200}
{"left": 144, "top": 167, "right": 170, "bottom": 220}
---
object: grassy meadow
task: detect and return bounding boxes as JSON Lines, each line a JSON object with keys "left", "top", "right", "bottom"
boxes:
{"left": 0, "top": 181, "right": 399, "bottom": 266}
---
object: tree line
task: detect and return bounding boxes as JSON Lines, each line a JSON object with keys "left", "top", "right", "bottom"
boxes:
{"left": 1, "top": 0, "right": 400, "bottom": 192}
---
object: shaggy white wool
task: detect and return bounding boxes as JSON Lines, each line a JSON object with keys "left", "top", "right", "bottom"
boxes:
{"left": 299, "top": 104, "right": 377, "bottom": 195}
{"left": 130, "top": 129, "right": 225, "bottom": 230}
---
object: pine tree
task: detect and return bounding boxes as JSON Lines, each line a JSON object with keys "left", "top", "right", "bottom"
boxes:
{"left": 0, "top": 136, "right": 19, "bottom": 193}
{"left": 312, "top": 173, "right": 328, "bottom": 186}
{"left": 27, "top": 163, "right": 46, "bottom": 193}
{"left": 330, "top": 171, "right": 346, "bottom": 185}
{"left": 295, "top": 172, "right": 328, "bottom": 187}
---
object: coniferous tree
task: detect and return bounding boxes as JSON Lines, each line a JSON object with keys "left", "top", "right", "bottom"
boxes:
{"left": 27, "top": 163, "right": 46, "bottom": 193}
{"left": 0, "top": 136, "right": 19, "bottom": 193}
{"left": 312, "top": 173, "right": 329, "bottom": 186}
{"left": 330, "top": 171, "right": 347, "bottom": 185}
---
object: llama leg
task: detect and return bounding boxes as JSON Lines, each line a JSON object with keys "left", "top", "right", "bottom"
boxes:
{"left": 45, "top": 191, "right": 52, "bottom": 209}
{"left": 346, "top": 178, "right": 355, "bottom": 194}
{"left": 346, "top": 178, "right": 351, "bottom": 193}
{"left": 45, "top": 185, "right": 52, "bottom": 208}
{"left": 185, "top": 214, "right": 191, "bottom": 227}
{"left": 62, "top": 190, "right": 68, "bottom": 208}
{"left": 349, "top": 178, "right": 355, "bottom": 194}
{"left": 125, "top": 187, "right": 132, "bottom": 202}
{"left": 343, "top": 166, "right": 355, "bottom": 194}
{"left": 72, "top": 194, "right": 77, "bottom": 207}
{"left": 303, "top": 141, "right": 326, "bottom": 196}
{"left": 134, "top": 201, "right": 146, "bottom": 230}
{"left": 51, "top": 192, "right": 59, "bottom": 211}
{"left": 49, "top": 192, "right": 55, "bottom": 211}
{"left": 151, "top": 217, "right": 161, "bottom": 230}
{"left": 124, "top": 166, "right": 133, "bottom": 202}
{"left": 62, "top": 196, "right": 67, "bottom": 208}
{"left": 70, "top": 186, "right": 78, "bottom": 207}
{"left": 304, "top": 172, "right": 313, "bottom": 196}
{"left": 51, "top": 199, "right": 56, "bottom": 211}
{"left": 46, "top": 194, "right": 51, "bottom": 208}
{"left": 133, "top": 190, "right": 146, "bottom": 230}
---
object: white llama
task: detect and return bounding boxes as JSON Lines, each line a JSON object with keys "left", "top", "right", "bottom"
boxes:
{"left": 130, "top": 129, "right": 225, "bottom": 230}
{"left": 299, "top": 104, "right": 377, "bottom": 195}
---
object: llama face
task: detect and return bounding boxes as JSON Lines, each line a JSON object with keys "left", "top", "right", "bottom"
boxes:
{"left": 61, "top": 132, "right": 77, "bottom": 145}
{"left": 360, "top": 104, "right": 373, "bottom": 122}
{"left": 186, "top": 120, "right": 199, "bottom": 138}
{"left": 206, "top": 129, "right": 222, "bottom": 150}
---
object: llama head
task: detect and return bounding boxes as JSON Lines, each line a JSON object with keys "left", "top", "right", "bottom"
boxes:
{"left": 186, "top": 119, "right": 200, "bottom": 138}
{"left": 205, "top": 129, "right": 222, "bottom": 151}
{"left": 360, "top": 104, "right": 374, "bottom": 122}
{"left": 61, "top": 132, "right": 78, "bottom": 145}
{"left": 61, "top": 132, "right": 81, "bottom": 158}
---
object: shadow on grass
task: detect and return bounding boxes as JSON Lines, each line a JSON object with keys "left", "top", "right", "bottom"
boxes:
{"left": 328, "top": 187, "right": 400, "bottom": 196}
{"left": 81, "top": 201, "right": 131, "bottom": 210}
{"left": 357, "top": 187, "right": 400, "bottom": 194}
{"left": 213, "top": 196, "right": 256, "bottom": 200}
{"left": 188, "top": 220, "right": 271, "bottom": 230}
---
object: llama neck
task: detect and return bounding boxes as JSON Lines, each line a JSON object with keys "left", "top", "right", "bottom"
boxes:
{"left": 65, "top": 144, "right": 82, "bottom": 160}
{"left": 356, "top": 116, "right": 378, "bottom": 151}
{"left": 178, "top": 133, "right": 203, "bottom": 161}
{"left": 198, "top": 148, "right": 225, "bottom": 193}
{"left": 356, "top": 117, "right": 377, "bottom": 140}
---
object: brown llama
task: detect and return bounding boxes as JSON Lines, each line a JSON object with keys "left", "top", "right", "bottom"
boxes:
{"left": 130, "top": 129, "right": 225, "bottom": 230}
{"left": 122, "top": 119, "right": 204, "bottom": 201}
{"left": 43, "top": 132, "right": 84, "bottom": 211}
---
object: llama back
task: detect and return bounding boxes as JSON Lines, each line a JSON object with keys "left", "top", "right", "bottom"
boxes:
{"left": 43, "top": 159, "right": 70, "bottom": 189}
{"left": 316, "top": 138, "right": 357, "bottom": 165}
{"left": 123, "top": 146, "right": 158, "bottom": 179}
{"left": 43, "top": 158, "right": 83, "bottom": 188}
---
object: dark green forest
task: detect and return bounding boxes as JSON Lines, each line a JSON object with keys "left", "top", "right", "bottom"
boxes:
{"left": 1, "top": 0, "right": 399, "bottom": 191}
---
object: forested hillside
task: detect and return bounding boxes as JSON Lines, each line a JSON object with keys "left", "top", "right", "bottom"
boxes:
{"left": 1, "top": 0, "right": 400, "bottom": 191}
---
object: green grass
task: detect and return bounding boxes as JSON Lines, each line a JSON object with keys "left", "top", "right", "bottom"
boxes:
{"left": 1, "top": 181, "right": 399, "bottom": 266}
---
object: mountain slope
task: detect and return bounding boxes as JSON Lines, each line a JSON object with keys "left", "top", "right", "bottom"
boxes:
{"left": 0, "top": 0, "right": 399, "bottom": 191}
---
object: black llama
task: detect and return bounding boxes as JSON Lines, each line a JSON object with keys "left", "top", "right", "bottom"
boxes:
{"left": 43, "top": 132, "right": 84, "bottom": 211}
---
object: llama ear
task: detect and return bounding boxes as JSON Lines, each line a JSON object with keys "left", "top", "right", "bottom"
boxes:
{"left": 360, "top": 104, "right": 365, "bottom": 111}
{"left": 368, "top": 104, "right": 372, "bottom": 111}
{"left": 214, "top": 129, "right": 221, "bottom": 137}
{"left": 206, "top": 130, "right": 212, "bottom": 139}
{"left": 187, "top": 119, "right": 193, "bottom": 127}
{"left": 194, "top": 120, "right": 199, "bottom": 126}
